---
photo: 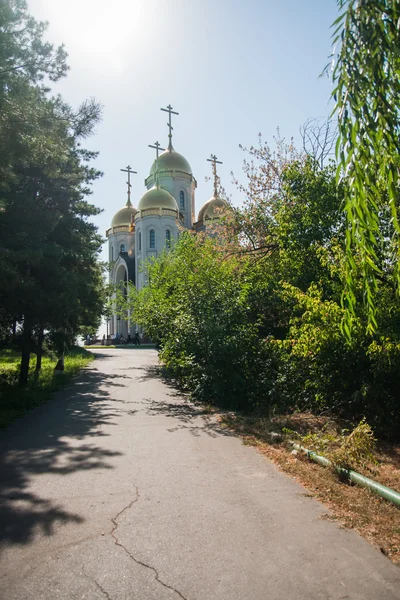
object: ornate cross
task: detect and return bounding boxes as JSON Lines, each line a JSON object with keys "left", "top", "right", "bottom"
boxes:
{"left": 160, "top": 104, "right": 179, "bottom": 149}
{"left": 148, "top": 141, "right": 165, "bottom": 187}
{"left": 207, "top": 154, "right": 223, "bottom": 198}
{"left": 120, "top": 165, "right": 137, "bottom": 206}
{"left": 148, "top": 141, "right": 165, "bottom": 160}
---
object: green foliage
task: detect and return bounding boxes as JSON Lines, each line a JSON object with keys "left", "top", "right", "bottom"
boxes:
{"left": 330, "top": 419, "right": 377, "bottom": 471}
{"left": 271, "top": 282, "right": 400, "bottom": 438}
{"left": 276, "top": 159, "right": 344, "bottom": 294}
{"left": 0, "top": 0, "right": 68, "bottom": 84}
{"left": 299, "top": 418, "right": 378, "bottom": 473}
{"left": 0, "top": 1, "right": 105, "bottom": 381}
{"left": 330, "top": 0, "right": 400, "bottom": 335}
{"left": 126, "top": 138, "right": 400, "bottom": 440}
{"left": 132, "top": 234, "right": 277, "bottom": 411}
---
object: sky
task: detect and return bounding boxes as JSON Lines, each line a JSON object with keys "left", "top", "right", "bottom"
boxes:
{"left": 27, "top": 0, "right": 339, "bottom": 263}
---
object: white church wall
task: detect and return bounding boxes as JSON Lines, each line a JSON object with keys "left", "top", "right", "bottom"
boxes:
{"left": 108, "top": 136, "right": 203, "bottom": 339}
{"left": 147, "top": 173, "right": 195, "bottom": 230}
{"left": 135, "top": 213, "right": 179, "bottom": 292}
{"left": 108, "top": 230, "right": 135, "bottom": 264}
{"left": 108, "top": 258, "right": 127, "bottom": 337}
{"left": 107, "top": 231, "right": 136, "bottom": 338}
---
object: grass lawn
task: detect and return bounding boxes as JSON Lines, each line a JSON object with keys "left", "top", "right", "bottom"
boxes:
{"left": 0, "top": 347, "right": 94, "bottom": 429}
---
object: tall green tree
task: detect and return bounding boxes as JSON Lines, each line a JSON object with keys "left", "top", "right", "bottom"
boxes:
{"left": 0, "top": 0, "right": 68, "bottom": 189}
{"left": 330, "top": 0, "right": 400, "bottom": 335}
{"left": 0, "top": 1, "right": 104, "bottom": 382}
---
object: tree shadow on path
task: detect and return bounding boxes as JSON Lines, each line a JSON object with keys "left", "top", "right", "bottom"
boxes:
{"left": 143, "top": 397, "right": 237, "bottom": 438}
{"left": 0, "top": 366, "right": 125, "bottom": 549}
{"left": 136, "top": 364, "right": 238, "bottom": 439}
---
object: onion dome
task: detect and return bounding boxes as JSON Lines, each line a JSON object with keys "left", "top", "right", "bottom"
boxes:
{"left": 149, "top": 148, "right": 192, "bottom": 176}
{"left": 138, "top": 186, "right": 178, "bottom": 212}
{"left": 198, "top": 196, "right": 229, "bottom": 223}
{"left": 112, "top": 199, "right": 137, "bottom": 227}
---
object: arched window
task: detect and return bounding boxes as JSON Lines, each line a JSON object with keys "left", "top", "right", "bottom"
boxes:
{"left": 179, "top": 190, "right": 185, "bottom": 211}
{"left": 165, "top": 229, "right": 171, "bottom": 248}
{"left": 111, "top": 246, "right": 114, "bottom": 261}
{"left": 138, "top": 231, "right": 142, "bottom": 251}
{"left": 149, "top": 229, "right": 155, "bottom": 249}
{"left": 120, "top": 244, "right": 125, "bottom": 253}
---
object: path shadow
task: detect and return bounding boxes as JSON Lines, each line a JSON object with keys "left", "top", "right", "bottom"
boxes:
{"left": 113, "top": 363, "right": 237, "bottom": 439}
{"left": 86, "top": 351, "right": 119, "bottom": 360}
{"left": 0, "top": 368, "right": 124, "bottom": 548}
{"left": 133, "top": 364, "right": 237, "bottom": 438}
{"left": 144, "top": 397, "right": 237, "bottom": 439}
{"left": 136, "top": 364, "right": 189, "bottom": 400}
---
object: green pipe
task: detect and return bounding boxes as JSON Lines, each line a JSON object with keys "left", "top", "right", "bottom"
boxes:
{"left": 292, "top": 443, "right": 400, "bottom": 508}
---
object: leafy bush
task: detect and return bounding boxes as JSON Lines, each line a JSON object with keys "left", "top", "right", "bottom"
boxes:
{"left": 329, "top": 420, "right": 377, "bottom": 472}
{"left": 132, "top": 235, "right": 279, "bottom": 412}
{"left": 125, "top": 152, "right": 400, "bottom": 441}
{"left": 297, "top": 419, "right": 378, "bottom": 473}
{"left": 267, "top": 283, "right": 400, "bottom": 439}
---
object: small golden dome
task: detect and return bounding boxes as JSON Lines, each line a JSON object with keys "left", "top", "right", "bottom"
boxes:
{"left": 198, "top": 196, "right": 229, "bottom": 223}
{"left": 112, "top": 201, "right": 137, "bottom": 227}
{"left": 149, "top": 149, "right": 192, "bottom": 176}
{"left": 138, "top": 186, "right": 178, "bottom": 212}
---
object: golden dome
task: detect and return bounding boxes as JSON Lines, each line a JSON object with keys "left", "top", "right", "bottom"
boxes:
{"left": 138, "top": 186, "right": 178, "bottom": 212}
{"left": 198, "top": 196, "right": 229, "bottom": 223}
{"left": 150, "top": 149, "right": 192, "bottom": 176}
{"left": 112, "top": 201, "right": 137, "bottom": 227}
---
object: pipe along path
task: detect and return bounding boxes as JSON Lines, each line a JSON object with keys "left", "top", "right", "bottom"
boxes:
{"left": 292, "top": 443, "right": 400, "bottom": 508}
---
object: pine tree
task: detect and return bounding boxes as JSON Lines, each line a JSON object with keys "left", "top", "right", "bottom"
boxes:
{"left": 0, "top": 1, "right": 104, "bottom": 383}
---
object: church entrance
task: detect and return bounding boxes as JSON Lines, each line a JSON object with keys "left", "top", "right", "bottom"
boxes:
{"left": 115, "top": 264, "right": 129, "bottom": 340}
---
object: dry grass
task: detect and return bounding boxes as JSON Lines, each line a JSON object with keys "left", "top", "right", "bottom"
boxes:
{"left": 220, "top": 412, "right": 400, "bottom": 565}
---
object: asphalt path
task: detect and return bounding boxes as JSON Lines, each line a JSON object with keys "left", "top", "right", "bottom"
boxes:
{"left": 0, "top": 348, "right": 399, "bottom": 599}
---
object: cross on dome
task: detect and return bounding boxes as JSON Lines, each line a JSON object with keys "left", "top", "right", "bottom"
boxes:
{"left": 207, "top": 154, "right": 223, "bottom": 199}
{"left": 148, "top": 141, "right": 165, "bottom": 160}
{"left": 160, "top": 104, "right": 179, "bottom": 151}
{"left": 148, "top": 141, "right": 166, "bottom": 188}
{"left": 120, "top": 165, "right": 137, "bottom": 207}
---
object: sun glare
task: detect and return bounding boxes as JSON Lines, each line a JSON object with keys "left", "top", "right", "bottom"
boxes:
{"left": 41, "top": 0, "right": 153, "bottom": 69}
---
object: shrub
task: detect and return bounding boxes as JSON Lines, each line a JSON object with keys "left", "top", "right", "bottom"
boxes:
{"left": 298, "top": 418, "right": 378, "bottom": 473}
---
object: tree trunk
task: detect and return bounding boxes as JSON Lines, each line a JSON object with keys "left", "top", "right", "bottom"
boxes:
{"left": 19, "top": 315, "right": 33, "bottom": 386}
{"left": 35, "top": 327, "right": 44, "bottom": 373}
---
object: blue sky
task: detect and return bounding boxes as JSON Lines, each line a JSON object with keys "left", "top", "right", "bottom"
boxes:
{"left": 27, "top": 0, "right": 339, "bottom": 260}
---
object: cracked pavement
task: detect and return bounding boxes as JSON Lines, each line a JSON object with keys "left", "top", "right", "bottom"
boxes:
{"left": 0, "top": 349, "right": 399, "bottom": 599}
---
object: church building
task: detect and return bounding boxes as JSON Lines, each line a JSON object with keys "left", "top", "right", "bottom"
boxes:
{"left": 106, "top": 105, "right": 228, "bottom": 339}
